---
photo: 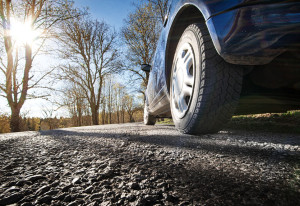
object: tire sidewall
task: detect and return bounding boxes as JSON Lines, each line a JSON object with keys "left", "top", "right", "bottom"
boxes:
{"left": 170, "top": 27, "right": 203, "bottom": 132}
{"left": 144, "top": 104, "right": 149, "bottom": 124}
{"left": 144, "top": 104, "right": 156, "bottom": 125}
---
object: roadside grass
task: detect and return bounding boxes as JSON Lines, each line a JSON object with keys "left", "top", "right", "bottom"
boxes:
{"left": 157, "top": 110, "right": 300, "bottom": 134}
{"left": 156, "top": 118, "right": 174, "bottom": 125}
{"left": 226, "top": 110, "right": 300, "bottom": 134}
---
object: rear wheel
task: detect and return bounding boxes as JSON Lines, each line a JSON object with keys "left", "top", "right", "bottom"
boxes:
{"left": 144, "top": 104, "right": 156, "bottom": 125}
{"left": 170, "top": 23, "right": 243, "bottom": 134}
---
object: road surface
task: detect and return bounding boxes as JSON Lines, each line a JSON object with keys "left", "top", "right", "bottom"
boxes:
{"left": 0, "top": 123, "right": 300, "bottom": 205}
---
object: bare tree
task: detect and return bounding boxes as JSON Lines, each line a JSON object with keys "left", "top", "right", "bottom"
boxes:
{"left": 58, "top": 18, "right": 120, "bottom": 125}
{"left": 0, "top": 0, "right": 79, "bottom": 132}
{"left": 107, "top": 75, "right": 113, "bottom": 124}
{"left": 100, "top": 79, "right": 107, "bottom": 124}
{"left": 147, "top": 0, "right": 169, "bottom": 23}
{"left": 61, "top": 84, "right": 89, "bottom": 127}
{"left": 42, "top": 106, "right": 59, "bottom": 130}
{"left": 113, "top": 82, "right": 125, "bottom": 124}
{"left": 123, "top": 94, "right": 137, "bottom": 122}
{"left": 121, "top": 2, "right": 160, "bottom": 93}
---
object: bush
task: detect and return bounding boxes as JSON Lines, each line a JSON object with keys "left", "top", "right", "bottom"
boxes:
{"left": 0, "top": 114, "right": 10, "bottom": 133}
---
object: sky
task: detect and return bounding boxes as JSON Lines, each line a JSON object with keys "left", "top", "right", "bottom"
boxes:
{"left": 74, "top": 0, "right": 135, "bottom": 29}
{"left": 0, "top": 0, "right": 136, "bottom": 117}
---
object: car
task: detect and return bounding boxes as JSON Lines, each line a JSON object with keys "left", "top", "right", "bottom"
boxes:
{"left": 143, "top": 0, "right": 300, "bottom": 135}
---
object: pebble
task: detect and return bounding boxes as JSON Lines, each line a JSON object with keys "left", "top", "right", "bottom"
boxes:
{"left": 62, "top": 184, "right": 73, "bottom": 192}
{"left": 84, "top": 185, "right": 94, "bottom": 193}
{"left": 36, "top": 195, "right": 52, "bottom": 204}
{"left": 25, "top": 175, "right": 46, "bottom": 182}
{"left": 0, "top": 193, "right": 24, "bottom": 205}
{"left": 128, "top": 182, "right": 141, "bottom": 190}
{"left": 35, "top": 185, "right": 50, "bottom": 196}
{"left": 4, "top": 186, "right": 20, "bottom": 194}
{"left": 72, "top": 177, "right": 81, "bottom": 184}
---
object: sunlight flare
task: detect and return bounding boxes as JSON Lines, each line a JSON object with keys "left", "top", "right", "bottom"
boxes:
{"left": 9, "top": 18, "right": 41, "bottom": 47}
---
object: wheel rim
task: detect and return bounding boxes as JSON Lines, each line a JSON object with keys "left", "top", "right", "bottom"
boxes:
{"left": 171, "top": 43, "right": 195, "bottom": 119}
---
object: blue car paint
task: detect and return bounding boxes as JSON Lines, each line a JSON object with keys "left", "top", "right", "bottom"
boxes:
{"left": 207, "top": 2, "right": 300, "bottom": 65}
{"left": 147, "top": 0, "right": 300, "bottom": 116}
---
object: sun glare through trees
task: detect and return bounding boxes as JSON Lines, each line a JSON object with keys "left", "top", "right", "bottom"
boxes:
{"left": 9, "top": 17, "right": 42, "bottom": 47}
{"left": 0, "top": 0, "right": 167, "bottom": 133}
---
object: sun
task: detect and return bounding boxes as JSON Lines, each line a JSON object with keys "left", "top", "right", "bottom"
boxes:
{"left": 9, "top": 18, "right": 41, "bottom": 47}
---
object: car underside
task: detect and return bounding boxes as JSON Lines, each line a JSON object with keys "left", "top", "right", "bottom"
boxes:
{"left": 237, "top": 51, "right": 300, "bottom": 115}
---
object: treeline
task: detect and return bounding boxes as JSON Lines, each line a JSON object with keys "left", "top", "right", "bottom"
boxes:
{"left": 0, "top": 109, "right": 143, "bottom": 133}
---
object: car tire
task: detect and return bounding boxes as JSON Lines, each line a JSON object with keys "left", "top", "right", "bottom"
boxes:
{"left": 170, "top": 23, "right": 243, "bottom": 134}
{"left": 144, "top": 104, "right": 156, "bottom": 125}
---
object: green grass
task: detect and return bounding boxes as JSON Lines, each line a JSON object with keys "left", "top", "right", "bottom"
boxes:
{"left": 157, "top": 110, "right": 300, "bottom": 134}
{"left": 226, "top": 110, "right": 300, "bottom": 134}
{"left": 156, "top": 118, "right": 174, "bottom": 125}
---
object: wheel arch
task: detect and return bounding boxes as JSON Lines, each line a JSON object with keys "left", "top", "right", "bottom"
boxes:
{"left": 165, "top": 4, "right": 207, "bottom": 94}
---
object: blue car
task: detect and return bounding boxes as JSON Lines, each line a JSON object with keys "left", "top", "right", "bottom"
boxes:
{"left": 143, "top": 0, "right": 300, "bottom": 134}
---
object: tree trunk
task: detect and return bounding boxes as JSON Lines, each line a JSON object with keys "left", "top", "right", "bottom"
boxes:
{"left": 77, "top": 103, "right": 82, "bottom": 126}
{"left": 10, "top": 106, "right": 21, "bottom": 132}
{"left": 108, "top": 79, "right": 112, "bottom": 124}
{"left": 102, "top": 109, "right": 105, "bottom": 125}
{"left": 91, "top": 107, "right": 99, "bottom": 125}
{"left": 129, "top": 115, "right": 134, "bottom": 122}
{"left": 117, "top": 110, "right": 119, "bottom": 124}
{"left": 101, "top": 97, "right": 106, "bottom": 125}
{"left": 122, "top": 110, "right": 125, "bottom": 123}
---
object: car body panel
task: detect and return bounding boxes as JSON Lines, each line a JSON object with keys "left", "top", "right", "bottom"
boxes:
{"left": 146, "top": 0, "right": 300, "bottom": 116}
{"left": 207, "top": 2, "right": 300, "bottom": 65}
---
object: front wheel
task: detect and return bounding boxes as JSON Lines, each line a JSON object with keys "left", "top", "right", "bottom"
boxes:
{"left": 144, "top": 104, "right": 156, "bottom": 125}
{"left": 170, "top": 23, "right": 243, "bottom": 134}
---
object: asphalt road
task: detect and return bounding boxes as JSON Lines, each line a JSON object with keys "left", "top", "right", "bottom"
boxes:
{"left": 0, "top": 123, "right": 300, "bottom": 205}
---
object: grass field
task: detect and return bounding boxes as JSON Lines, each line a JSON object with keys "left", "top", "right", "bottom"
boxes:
{"left": 157, "top": 110, "right": 300, "bottom": 134}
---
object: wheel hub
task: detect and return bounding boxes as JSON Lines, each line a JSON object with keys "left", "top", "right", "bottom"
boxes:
{"left": 171, "top": 43, "right": 195, "bottom": 119}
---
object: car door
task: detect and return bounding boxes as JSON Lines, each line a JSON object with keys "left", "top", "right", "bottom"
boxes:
{"left": 148, "top": 1, "right": 173, "bottom": 110}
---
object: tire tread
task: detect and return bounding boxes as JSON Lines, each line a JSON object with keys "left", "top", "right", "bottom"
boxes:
{"left": 180, "top": 23, "right": 243, "bottom": 134}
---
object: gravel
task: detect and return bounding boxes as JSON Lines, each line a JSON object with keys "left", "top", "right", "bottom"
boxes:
{"left": 0, "top": 123, "right": 300, "bottom": 205}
